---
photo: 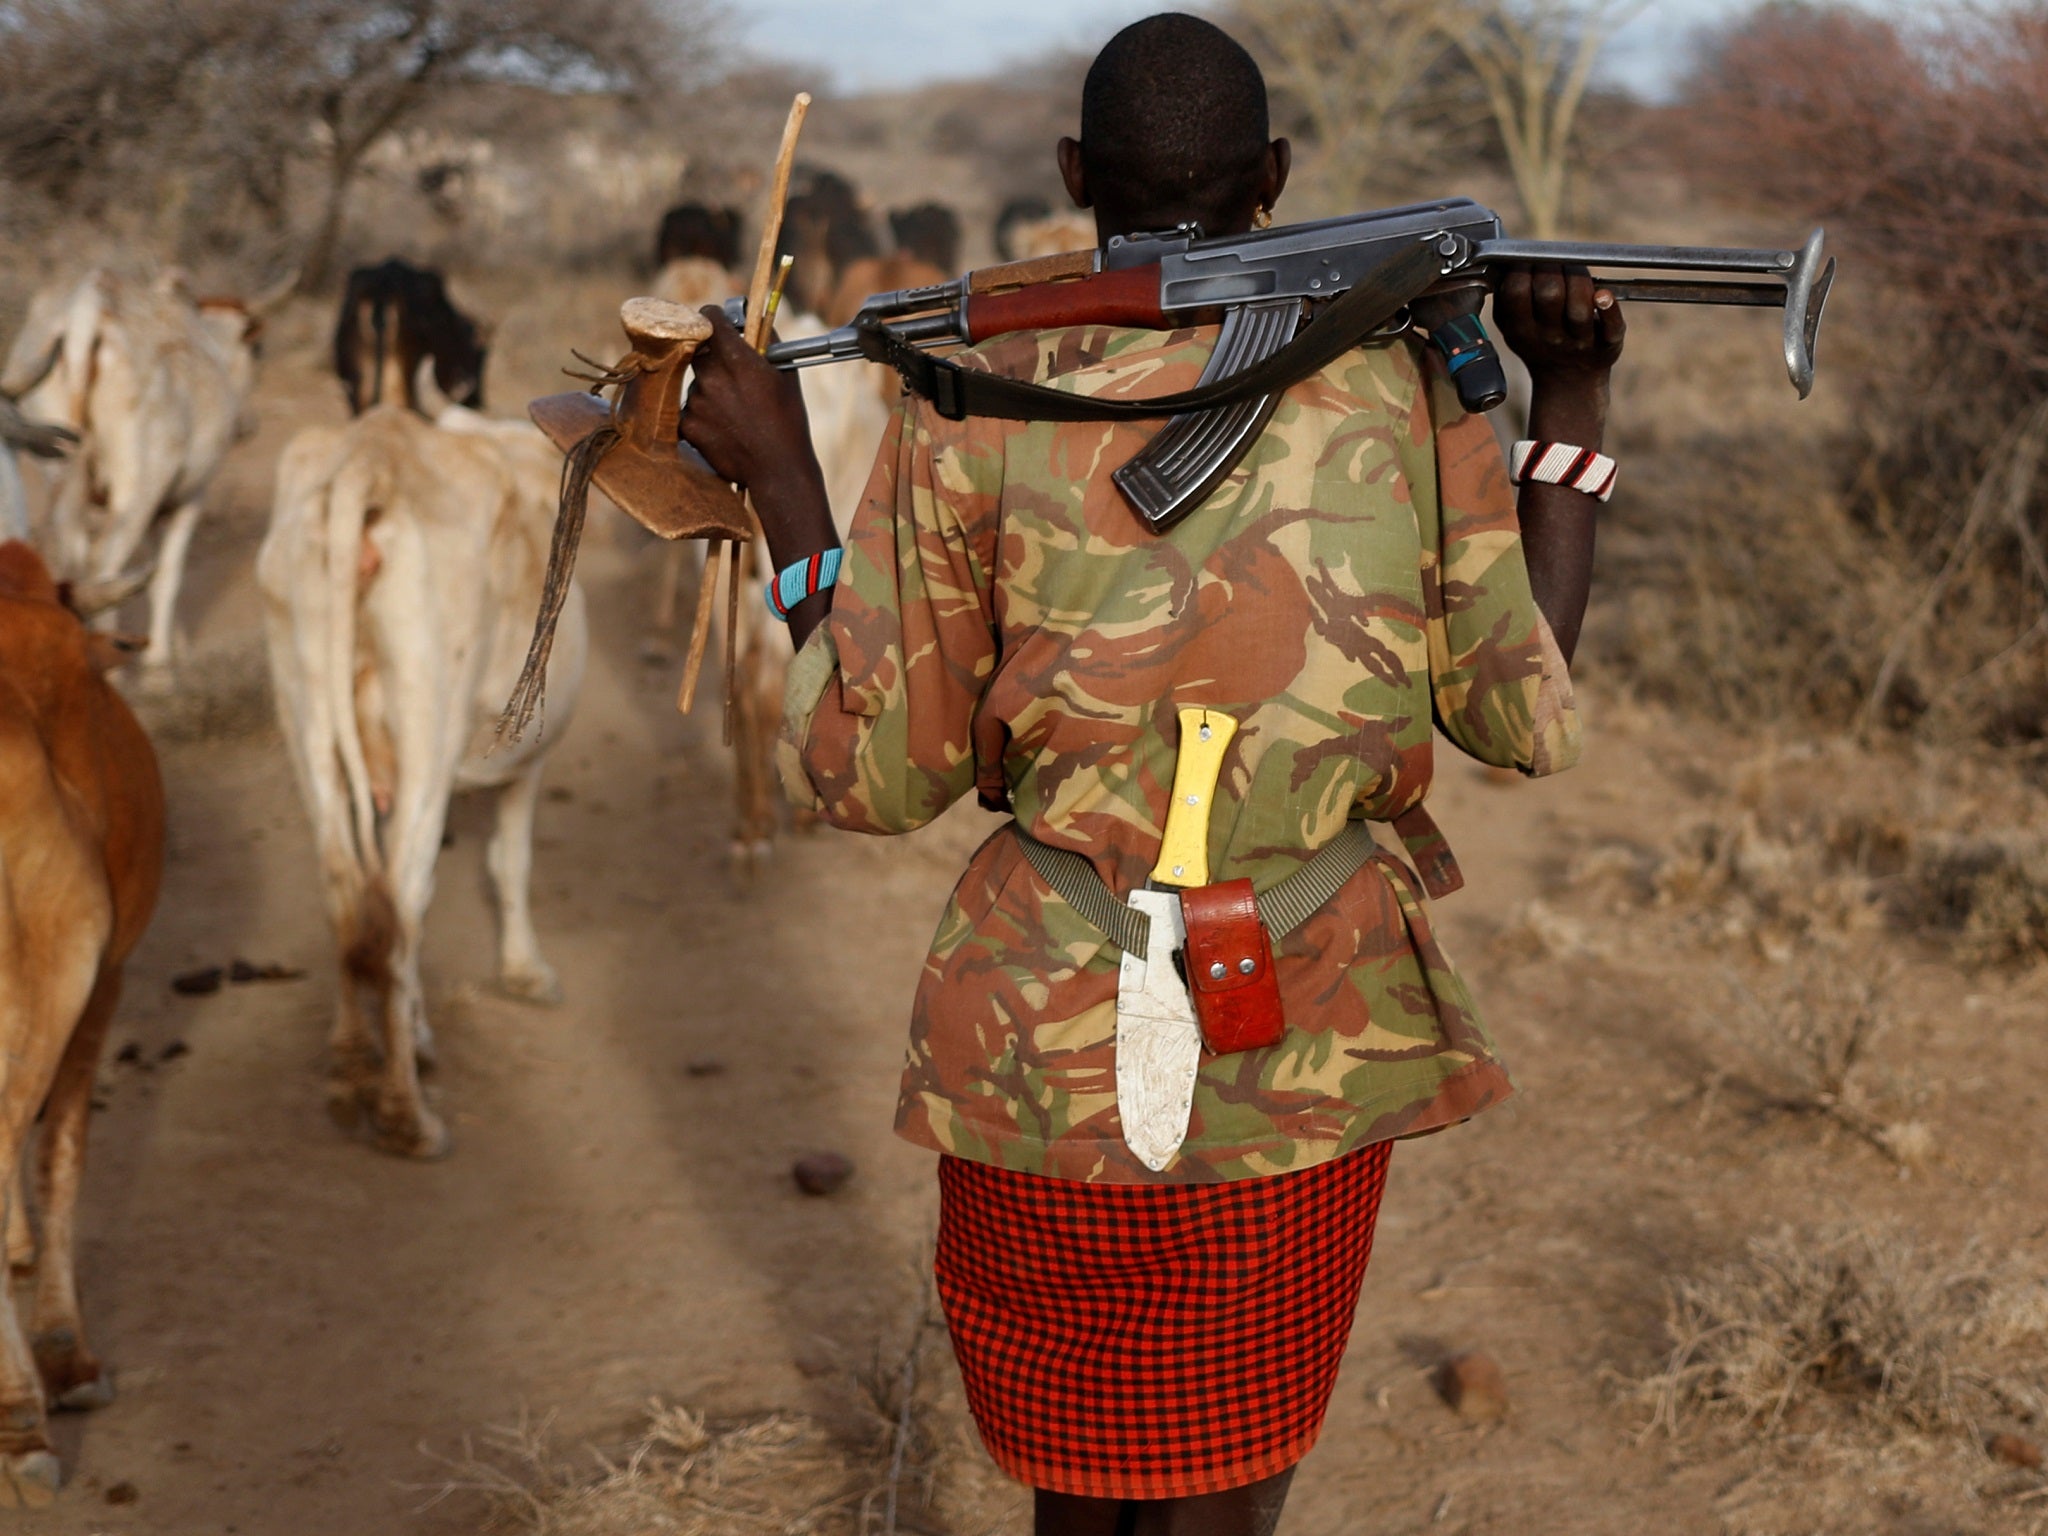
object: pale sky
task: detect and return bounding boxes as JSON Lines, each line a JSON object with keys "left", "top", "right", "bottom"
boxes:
{"left": 736, "top": 0, "right": 1935, "bottom": 99}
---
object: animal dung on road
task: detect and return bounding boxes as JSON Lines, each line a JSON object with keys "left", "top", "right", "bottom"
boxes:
{"left": 792, "top": 1152, "right": 855, "bottom": 1196}
{"left": 1435, "top": 1351, "right": 1510, "bottom": 1422}
{"left": 171, "top": 966, "right": 225, "bottom": 996}
{"left": 228, "top": 958, "right": 306, "bottom": 983}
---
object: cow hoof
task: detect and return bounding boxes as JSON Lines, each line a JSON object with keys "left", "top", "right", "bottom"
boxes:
{"left": 412, "top": 1021, "right": 438, "bottom": 1072}
{"left": 34, "top": 1332, "right": 109, "bottom": 1411}
{"left": 326, "top": 1079, "right": 368, "bottom": 1132}
{"left": 0, "top": 1450, "right": 61, "bottom": 1508}
{"left": 373, "top": 1108, "right": 450, "bottom": 1161}
{"left": 637, "top": 634, "right": 677, "bottom": 666}
{"left": 54, "top": 1375, "right": 113, "bottom": 1413}
{"left": 727, "top": 838, "right": 775, "bottom": 876}
{"left": 497, "top": 967, "right": 563, "bottom": 1007}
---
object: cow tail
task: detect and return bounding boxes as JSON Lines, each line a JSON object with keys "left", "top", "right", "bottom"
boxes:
{"left": 370, "top": 298, "right": 388, "bottom": 409}
{"left": 323, "top": 444, "right": 386, "bottom": 878}
{"left": 495, "top": 422, "right": 612, "bottom": 744}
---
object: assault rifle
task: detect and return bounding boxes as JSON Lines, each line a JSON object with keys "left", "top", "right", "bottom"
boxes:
{"left": 738, "top": 197, "right": 1836, "bottom": 532}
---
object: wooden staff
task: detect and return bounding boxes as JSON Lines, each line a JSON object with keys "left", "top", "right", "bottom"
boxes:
{"left": 677, "top": 90, "right": 812, "bottom": 717}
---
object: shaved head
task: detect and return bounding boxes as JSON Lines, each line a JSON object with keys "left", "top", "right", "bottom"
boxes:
{"left": 1075, "top": 13, "right": 1274, "bottom": 237}
{"left": 1057, "top": 14, "right": 1288, "bottom": 248}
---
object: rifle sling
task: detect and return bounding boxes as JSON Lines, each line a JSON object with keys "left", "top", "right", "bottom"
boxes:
{"left": 856, "top": 242, "right": 1443, "bottom": 423}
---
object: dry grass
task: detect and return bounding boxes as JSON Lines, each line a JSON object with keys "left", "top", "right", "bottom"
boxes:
{"left": 1639, "top": 1224, "right": 2048, "bottom": 1443}
{"left": 1638, "top": 736, "right": 2048, "bottom": 969}
{"left": 422, "top": 1404, "right": 880, "bottom": 1536}
{"left": 420, "top": 1288, "right": 1022, "bottom": 1536}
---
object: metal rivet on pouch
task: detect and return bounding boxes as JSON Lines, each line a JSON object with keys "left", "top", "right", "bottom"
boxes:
{"left": 1238, "top": 958, "right": 1257, "bottom": 974}
{"left": 1209, "top": 962, "right": 1227, "bottom": 980}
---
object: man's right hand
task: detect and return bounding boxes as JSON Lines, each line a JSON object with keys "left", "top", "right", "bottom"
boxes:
{"left": 680, "top": 304, "right": 841, "bottom": 644}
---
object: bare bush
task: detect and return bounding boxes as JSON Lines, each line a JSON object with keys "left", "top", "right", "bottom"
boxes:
{"left": 1640, "top": 1225, "right": 2048, "bottom": 1442}
{"left": 1658, "top": 3, "right": 2048, "bottom": 739}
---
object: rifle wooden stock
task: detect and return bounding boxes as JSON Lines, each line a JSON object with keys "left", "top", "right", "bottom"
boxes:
{"left": 965, "top": 264, "right": 1168, "bottom": 343}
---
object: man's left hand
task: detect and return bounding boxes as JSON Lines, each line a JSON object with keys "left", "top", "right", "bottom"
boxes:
{"left": 1495, "top": 264, "right": 1625, "bottom": 384}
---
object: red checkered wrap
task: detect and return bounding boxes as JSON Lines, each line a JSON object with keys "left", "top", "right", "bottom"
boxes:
{"left": 934, "top": 1142, "right": 1394, "bottom": 1499}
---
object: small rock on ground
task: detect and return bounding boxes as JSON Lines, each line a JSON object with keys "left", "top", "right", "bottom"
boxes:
{"left": 1989, "top": 1432, "right": 2044, "bottom": 1469}
{"left": 1435, "top": 1351, "right": 1508, "bottom": 1422}
{"left": 792, "top": 1152, "right": 855, "bottom": 1196}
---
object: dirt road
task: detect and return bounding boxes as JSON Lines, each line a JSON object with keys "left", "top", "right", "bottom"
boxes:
{"left": 17, "top": 292, "right": 2045, "bottom": 1536}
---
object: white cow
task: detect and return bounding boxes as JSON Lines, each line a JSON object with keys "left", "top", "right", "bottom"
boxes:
{"left": 258, "top": 403, "right": 587, "bottom": 1159}
{"left": 1, "top": 269, "right": 264, "bottom": 680}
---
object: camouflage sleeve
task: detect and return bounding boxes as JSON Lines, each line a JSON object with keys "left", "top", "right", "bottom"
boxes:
{"left": 777, "top": 396, "right": 1005, "bottom": 833}
{"left": 1404, "top": 354, "right": 1582, "bottom": 778}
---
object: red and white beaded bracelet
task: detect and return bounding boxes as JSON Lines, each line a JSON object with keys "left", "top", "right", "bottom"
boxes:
{"left": 1509, "top": 440, "right": 1619, "bottom": 502}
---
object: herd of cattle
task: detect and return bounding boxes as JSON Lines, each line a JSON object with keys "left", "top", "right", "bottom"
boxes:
{"left": 0, "top": 174, "right": 1097, "bottom": 1505}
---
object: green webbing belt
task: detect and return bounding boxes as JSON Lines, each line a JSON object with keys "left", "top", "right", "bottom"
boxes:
{"left": 1012, "top": 819, "right": 1380, "bottom": 956}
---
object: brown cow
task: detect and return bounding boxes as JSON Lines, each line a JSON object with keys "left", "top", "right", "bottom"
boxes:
{"left": 0, "top": 541, "right": 164, "bottom": 1506}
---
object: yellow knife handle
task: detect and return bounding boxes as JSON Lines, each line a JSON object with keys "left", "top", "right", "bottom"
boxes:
{"left": 1151, "top": 708, "right": 1238, "bottom": 887}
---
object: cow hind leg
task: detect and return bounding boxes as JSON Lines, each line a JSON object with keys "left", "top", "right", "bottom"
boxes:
{"left": 137, "top": 499, "right": 203, "bottom": 689}
{"left": 486, "top": 762, "right": 560, "bottom": 1005}
{"left": 325, "top": 888, "right": 390, "bottom": 1134}
{"left": 4, "top": 1165, "right": 31, "bottom": 1276}
{"left": 371, "top": 940, "right": 447, "bottom": 1160}
{"left": 0, "top": 1133, "right": 55, "bottom": 1507}
{"left": 31, "top": 968, "right": 121, "bottom": 1412}
{"left": 0, "top": 1166, "right": 57, "bottom": 1508}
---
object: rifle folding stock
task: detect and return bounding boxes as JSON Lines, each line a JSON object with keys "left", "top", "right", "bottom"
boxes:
{"left": 749, "top": 197, "right": 1837, "bottom": 529}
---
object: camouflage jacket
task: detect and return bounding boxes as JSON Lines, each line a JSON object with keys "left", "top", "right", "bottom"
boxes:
{"left": 779, "top": 320, "right": 1580, "bottom": 1184}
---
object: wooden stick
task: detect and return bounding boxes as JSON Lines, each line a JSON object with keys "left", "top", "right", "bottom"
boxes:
{"left": 745, "top": 93, "right": 812, "bottom": 351}
{"left": 722, "top": 532, "right": 743, "bottom": 746}
{"left": 677, "top": 541, "right": 724, "bottom": 714}
{"left": 678, "top": 90, "right": 811, "bottom": 717}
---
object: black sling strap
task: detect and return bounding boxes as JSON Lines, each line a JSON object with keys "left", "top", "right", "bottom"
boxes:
{"left": 855, "top": 241, "right": 1444, "bottom": 422}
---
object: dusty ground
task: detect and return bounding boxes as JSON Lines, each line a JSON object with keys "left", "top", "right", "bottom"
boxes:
{"left": 11, "top": 280, "right": 2047, "bottom": 1536}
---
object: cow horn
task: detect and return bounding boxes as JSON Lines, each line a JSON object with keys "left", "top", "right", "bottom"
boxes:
{"left": 246, "top": 266, "right": 301, "bottom": 318}
{"left": 67, "top": 560, "right": 156, "bottom": 620}
{"left": 412, "top": 355, "right": 456, "bottom": 421}
{"left": 0, "top": 396, "right": 77, "bottom": 459}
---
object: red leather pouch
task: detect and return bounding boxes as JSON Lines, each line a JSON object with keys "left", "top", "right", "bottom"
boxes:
{"left": 1179, "top": 879, "right": 1285, "bottom": 1055}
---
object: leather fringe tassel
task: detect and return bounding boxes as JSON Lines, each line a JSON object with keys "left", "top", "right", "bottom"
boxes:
{"left": 496, "top": 423, "right": 617, "bottom": 744}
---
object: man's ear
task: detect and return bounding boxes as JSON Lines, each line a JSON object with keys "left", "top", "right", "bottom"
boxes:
{"left": 1262, "top": 138, "right": 1293, "bottom": 214}
{"left": 1057, "top": 137, "right": 1092, "bottom": 210}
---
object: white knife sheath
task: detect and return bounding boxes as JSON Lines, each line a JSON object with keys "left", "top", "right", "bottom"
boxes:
{"left": 1116, "top": 888, "right": 1202, "bottom": 1172}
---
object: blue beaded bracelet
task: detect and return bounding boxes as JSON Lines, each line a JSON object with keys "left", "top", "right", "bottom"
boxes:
{"left": 765, "top": 546, "right": 844, "bottom": 621}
